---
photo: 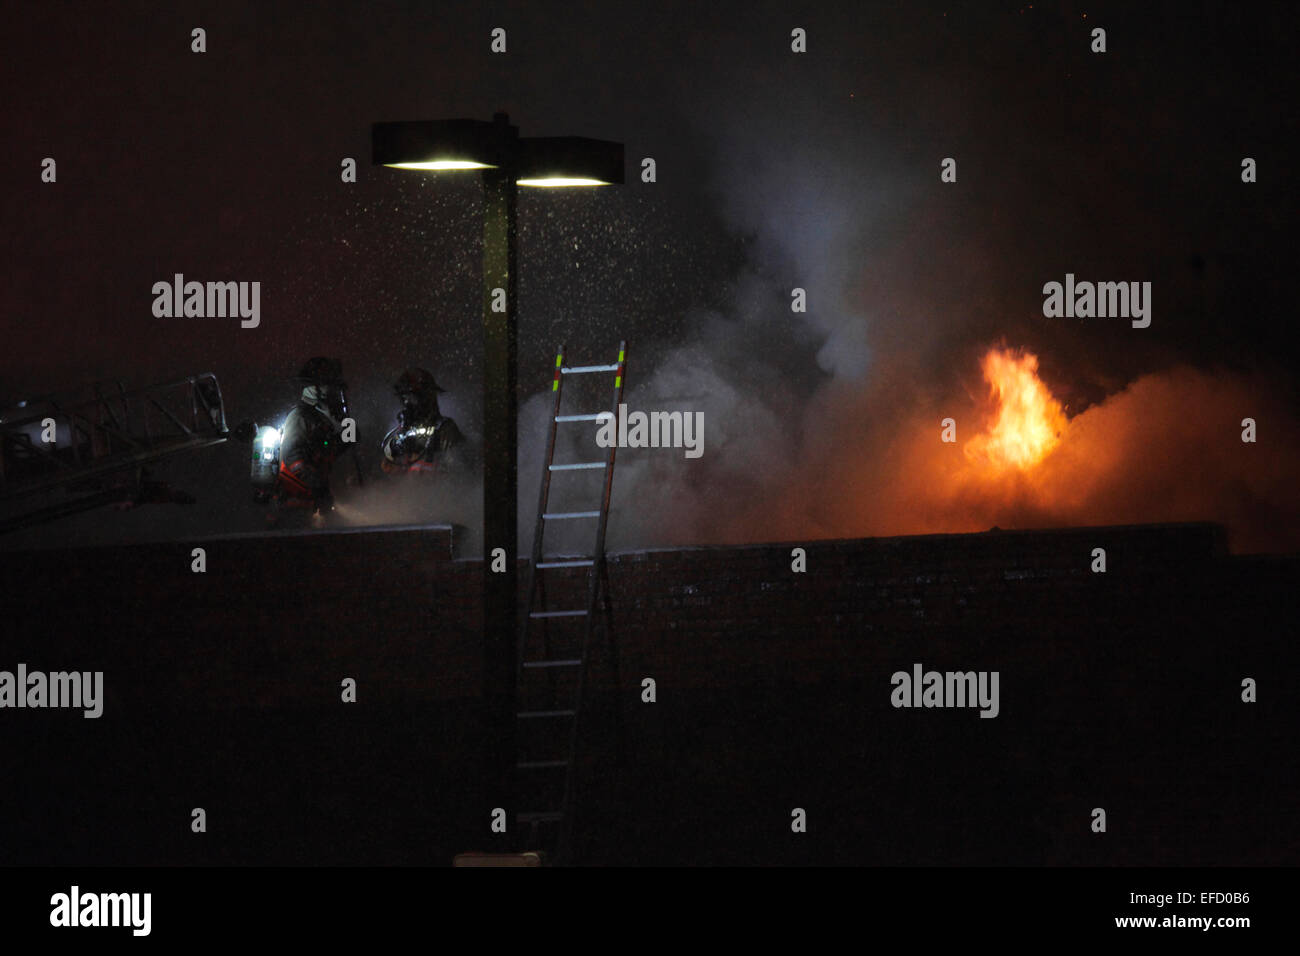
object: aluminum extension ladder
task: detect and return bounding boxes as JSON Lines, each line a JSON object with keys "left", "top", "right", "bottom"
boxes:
{"left": 516, "top": 341, "right": 626, "bottom": 863}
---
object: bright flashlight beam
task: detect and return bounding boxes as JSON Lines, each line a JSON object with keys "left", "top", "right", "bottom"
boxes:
{"left": 516, "top": 177, "right": 611, "bottom": 187}
{"left": 384, "top": 161, "right": 497, "bottom": 170}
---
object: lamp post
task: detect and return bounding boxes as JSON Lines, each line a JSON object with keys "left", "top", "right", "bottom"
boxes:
{"left": 372, "top": 114, "right": 623, "bottom": 840}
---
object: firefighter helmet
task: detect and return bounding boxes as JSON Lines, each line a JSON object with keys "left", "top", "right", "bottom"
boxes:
{"left": 394, "top": 367, "right": 445, "bottom": 400}
{"left": 296, "top": 357, "right": 346, "bottom": 386}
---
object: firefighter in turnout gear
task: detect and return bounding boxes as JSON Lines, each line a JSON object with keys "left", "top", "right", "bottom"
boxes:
{"left": 276, "top": 357, "right": 349, "bottom": 520}
{"left": 381, "top": 368, "right": 466, "bottom": 475}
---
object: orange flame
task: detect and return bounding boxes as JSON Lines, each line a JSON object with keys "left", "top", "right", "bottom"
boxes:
{"left": 963, "top": 348, "right": 1067, "bottom": 471}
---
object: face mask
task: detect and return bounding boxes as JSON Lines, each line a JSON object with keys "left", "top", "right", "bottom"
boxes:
{"left": 303, "top": 386, "right": 347, "bottom": 426}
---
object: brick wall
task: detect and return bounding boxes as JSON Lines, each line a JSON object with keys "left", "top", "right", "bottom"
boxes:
{"left": 0, "top": 521, "right": 1294, "bottom": 865}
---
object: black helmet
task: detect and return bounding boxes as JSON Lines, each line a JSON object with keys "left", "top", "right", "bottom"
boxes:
{"left": 296, "top": 357, "right": 348, "bottom": 420}
{"left": 296, "top": 357, "right": 345, "bottom": 386}
{"left": 394, "top": 368, "right": 444, "bottom": 400}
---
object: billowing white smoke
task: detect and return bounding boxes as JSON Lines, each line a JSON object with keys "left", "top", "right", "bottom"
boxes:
{"left": 512, "top": 75, "right": 1300, "bottom": 556}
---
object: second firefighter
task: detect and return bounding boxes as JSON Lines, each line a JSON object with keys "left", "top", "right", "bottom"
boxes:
{"left": 380, "top": 368, "right": 467, "bottom": 476}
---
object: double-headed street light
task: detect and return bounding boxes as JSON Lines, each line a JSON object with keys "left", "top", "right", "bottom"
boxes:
{"left": 372, "top": 114, "right": 623, "bottom": 838}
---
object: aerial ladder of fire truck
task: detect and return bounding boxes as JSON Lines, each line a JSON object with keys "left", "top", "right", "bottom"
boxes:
{"left": 0, "top": 373, "right": 230, "bottom": 534}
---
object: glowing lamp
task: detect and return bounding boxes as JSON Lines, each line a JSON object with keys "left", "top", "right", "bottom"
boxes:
{"left": 386, "top": 161, "right": 495, "bottom": 171}
{"left": 517, "top": 178, "right": 608, "bottom": 188}
{"left": 515, "top": 136, "right": 623, "bottom": 187}
{"left": 372, "top": 118, "right": 506, "bottom": 170}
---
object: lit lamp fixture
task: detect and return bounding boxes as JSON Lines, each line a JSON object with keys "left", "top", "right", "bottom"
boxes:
{"left": 371, "top": 113, "right": 623, "bottom": 845}
{"left": 373, "top": 117, "right": 506, "bottom": 170}
{"left": 387, "top": 160, "right": 494, "bottom": 170}
{"left": 515, "top": 137, "right": 624, "bottom": 187}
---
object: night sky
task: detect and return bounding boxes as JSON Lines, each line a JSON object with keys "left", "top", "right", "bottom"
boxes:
{"left": 2, "top": 0, "right": 1296, "bottom": 552}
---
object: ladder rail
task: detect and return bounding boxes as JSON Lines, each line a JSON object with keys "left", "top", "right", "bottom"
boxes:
{"left": 0, "top": 373, "right": 229, "bottom": 503}
{"left": 519, "top": 346, "right": 567, "bottom": 673}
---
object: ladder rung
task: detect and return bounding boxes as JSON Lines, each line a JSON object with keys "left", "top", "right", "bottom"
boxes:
{"left": 517, "top": 760, "right": 570, "bottom": 769}
{"left": 537, "top": 560, "right": 594, "bottom": 569}
{"left": 518, "top": 811, "right": 564, "bottom": 823}
{"left": 517, "top": 710, "right": 577, "bottom": 719}
{"left": 555, "top": 414, "right": 603, "bottom": 422}
{"left": 560, "top": 364, "right": 619, "bottom": 374}
{"left": 543, "top": 511, "right": 600, "bottom": 520}
{"left": 549, "top": 461, "right": 606, "bottom": 471}
{"left": 523, "top": 659, "right": 583, "bottom": 668}
{"left": 529, "top": 609, "right": 587, "bottom": 618}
